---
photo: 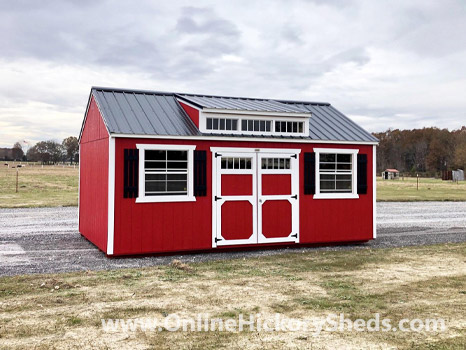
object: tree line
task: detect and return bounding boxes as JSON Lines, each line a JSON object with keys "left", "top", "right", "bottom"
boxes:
{"left": 7, "top": 137, "right": 79, "bottom": 164}
{"left": 373, "top": 127, "right": 466, "bottom": 176}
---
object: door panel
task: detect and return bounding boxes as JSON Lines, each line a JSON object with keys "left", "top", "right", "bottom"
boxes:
{"left": 221, "top": 201, "right": 254, "bottom": 240}
{"left": 221, "top": 174, "right": 253, "bottom": 196}
{"left": 261, "top": 174, "right": 291, "bottom": 195}
{"left": 261, "top": 200, "right": 292, "bottom": 238}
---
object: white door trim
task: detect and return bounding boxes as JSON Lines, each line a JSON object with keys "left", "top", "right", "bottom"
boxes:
{"left": 211, "top": 147, "right": 300, "bottom": 248}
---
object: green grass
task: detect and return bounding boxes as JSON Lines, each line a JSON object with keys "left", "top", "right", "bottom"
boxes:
{"left": 0, "top": 162, "right": 78, "bottom": 208}
{"left": 1, "top": 162, "right": 464, "bottom": 208}
{"left": 0, "top": 243, "right": 464, "bottom": 349}
{"left": 377, "top": 176, "right": 466, "bottom": 201}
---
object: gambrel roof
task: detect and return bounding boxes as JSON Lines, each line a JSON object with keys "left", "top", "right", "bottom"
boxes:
{"left": 88, "top": 86, "right": 378, "bottom": 143}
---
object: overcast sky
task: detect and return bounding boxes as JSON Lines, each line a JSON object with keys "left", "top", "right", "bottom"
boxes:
{"left": 1, "top": 0, "right": 466, "bottom": 147}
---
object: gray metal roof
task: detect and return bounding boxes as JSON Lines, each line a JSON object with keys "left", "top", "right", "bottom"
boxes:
{"left": 177, "top": 94, "right": 309, "bottom": 114}
{"left": 89, "top": 87, "right": 378, "bottom": 143}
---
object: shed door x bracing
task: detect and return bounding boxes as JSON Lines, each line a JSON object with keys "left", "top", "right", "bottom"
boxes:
{"left": 212, "top": 148, "right": 300, "bottom": 247}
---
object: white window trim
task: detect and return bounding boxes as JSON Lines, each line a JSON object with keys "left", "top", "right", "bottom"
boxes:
{"left": 313, "top": 148, "right": 359, "bottom": 199}
{"left": 199, "top": 111, "right": 310, "bottom": 137}
{"left": 136, "top": 144, "right": 196, "bottom": 203}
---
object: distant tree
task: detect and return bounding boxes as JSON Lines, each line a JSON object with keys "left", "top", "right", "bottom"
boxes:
{"left": 46, "top": 140, "right": 64, "bottom": 164}
{"left": 62, "top": 136, "right": 79, "bottom": 164}
{"left": 12, "top": 142, "right": 24, "bottom": 160}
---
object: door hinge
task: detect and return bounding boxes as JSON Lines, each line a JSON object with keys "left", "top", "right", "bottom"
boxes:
{"left": 291, "top": 154, "right": 298, "bottom": 159}
{"left": 291, "top": 194, "right": 298, "bottom": 199}
{"left": 215, "top": 237, "right": 223, "bottom": 243}
{"left": 215, "top": 152, "right": 222, "bottom": 158}
{"left": 291, "top": 233, "right": 298, "bottom": 238}
{"left": 215, "top": 196, "right": 222, "bottom": 201}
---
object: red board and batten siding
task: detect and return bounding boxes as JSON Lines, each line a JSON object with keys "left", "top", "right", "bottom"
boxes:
{"left": 178, "top": 101, "right": 200, "bottom": 127}
{"left": 112, "top": 137, "right": 374, "bottom": 256}
{"left": 79, "top": 96, "right": 109, "bottom": 252}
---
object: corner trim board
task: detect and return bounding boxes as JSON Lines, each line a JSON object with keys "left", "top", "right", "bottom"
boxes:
{"left": 107, "top": 137, "right": 115, "bottom": 255}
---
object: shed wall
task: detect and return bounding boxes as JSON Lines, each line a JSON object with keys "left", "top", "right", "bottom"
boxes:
{"left": 112, "top": 138, "right": 374, "bottom": 255}
{"left": 79, "top": 97, "right": 109, "bottom": 252}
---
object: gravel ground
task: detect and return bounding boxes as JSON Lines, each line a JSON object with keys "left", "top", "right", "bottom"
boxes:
{"left": 0, "top": 202, "right": 465, "bottom": 276}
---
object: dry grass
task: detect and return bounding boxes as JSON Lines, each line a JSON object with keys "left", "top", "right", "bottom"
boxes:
{"left": 0, "top": 162, "right": 78, "bottom": 208}
{"left": 0, "top": 243, "right": 464, "bottom": 349}
{"left": 377, "top": 176, "right": 466, "bottom": 201}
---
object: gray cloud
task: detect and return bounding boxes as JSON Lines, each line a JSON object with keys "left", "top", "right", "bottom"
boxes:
{"left": 1, "top": 0, "right": 466, "bottom": 146}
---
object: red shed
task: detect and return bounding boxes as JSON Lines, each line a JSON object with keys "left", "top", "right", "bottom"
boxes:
{"left": 79, "top": 87, "right": 378, "bottom": 256}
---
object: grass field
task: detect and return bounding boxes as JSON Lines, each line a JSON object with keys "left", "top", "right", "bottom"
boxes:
{"left": 0, "top": 162, "right": 78, "bottom": 208}
{"left": 0, "top": 243, "right": 464, "bottom": 349}
{"left": 377, "top": 176, "right": 466, "bottom": 201}
{"left": 0, "top": 162, "right": 465, "bottom": 207}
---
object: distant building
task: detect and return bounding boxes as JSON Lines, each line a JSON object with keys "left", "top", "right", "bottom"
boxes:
{"left": 453, "top": 169, "right": 465, "bottom": 181}
{"left": 382, "top": 169, "right": 399, "bottom": 180}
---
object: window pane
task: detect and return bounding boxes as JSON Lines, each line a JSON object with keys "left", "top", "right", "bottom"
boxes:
{"left": 336, "top": 180, "right": 352, "bottom": 191}
{"left": 167, "top": 181, "right": 187, "bottom": 192}
{"left": 260, "top": 120, "right": 265, "bottom": 131}
{"left": 273, "top": 158, "right": 279, "bottom": 169}
{"left": 145, "top": 161, "right": 166, "bottom": 169}
{"left": 246, "top": 158, "right": 252, "bottom": 169}
{"left": 240, "top": 158, "right": 246, "bottom": 169}
{"left": 226, "top": 119, "right": 231, "bottom": 130}
{"left": 320, "top": 180, "right": 335, "bottom": 190}
{"left": 167, "top": 174, "right": 187, "bottom": 181}
{"left": 279, "top": 158, "right": 285, "bottom": 169}
{"left": 298, "top": 122, "right": 303, "bottom": 133}
{"left": 320, "top": 174, "right": 336, "bottom": 181}
{"left": 248, "top": 120, "right": 253, "bottom": 131}
{"left": 262, "top": 158, "right": 267, "bottom": 169}
{"left": 267, "top": 158, "right": 273, "bottom": 169}
{"left": 254, "top": 120, "right": 259, "bottom": 131}
{"left": 337, "top": 154, "right": 351, "bottom": 163}
{"left": 287, "top": 122, "right": 292, "bottom": 132}
{"left": 292, "top": 122, "right": 297, "bottom": 133}
{"left": 220, "top": 119, "right": 225, "bottom": 130}
{"left": 242, "top": 120, "right": 247, "bottom": 131}
{"left": 234, "top": 158, "right": 240, "bottom": 169}
{"left": 167, "top": 161, "right": 187, "bottom": 170}
{"left": 213, "top": 118, "right": 219, "bottom": 130}
{"left": 320, "top": 154, "right": 335, "bottom": 162}
{"left": 167, "top": 150, "right": 187, "bottom": 161}
{"left": 285, "top": 158, "right": 290, "bottom": 169}
{"left": 227, "top": 158, "right": 233, "bottom": 169}
{"left": 275, "top": 121, "right": 281, "bottom": 132}
{"left": 281, "top": 122, "right": 286, "bottom": 132}
{"left": 320, "top": 163, "right": 335, "bottom": 171}
{"left": 207, "top": 118, "right": 212, "bottom": 130}
{"left": 266, "top": 121, "right": 271, "bottom": 132}
{"left": 146, "top": 174, "right": 166, "bottom": 181}
{"left": 221, "top": 158, "right": 227, "bottom": 169}
{"left": 336, "top": 174, "right": 352, "bottom": 180}
{"left": 232, "top": 120, "right": 238, "bottom": 130}
{"left": 145, "top": 150, "right": 165, "bottom": 161}
{"left": 337, "top": 163, "right": 351, "bottom": 171}
{"left": 146, "top": 181, "right": 166, "bottom": 192}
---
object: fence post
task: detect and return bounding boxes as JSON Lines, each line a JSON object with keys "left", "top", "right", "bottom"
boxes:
{"left": 16, "top": 167, "right": 19, "bottom": 193}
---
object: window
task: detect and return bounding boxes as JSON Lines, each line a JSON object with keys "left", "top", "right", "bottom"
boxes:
{"left": 261, "top": 157, "right": 290, "bottom": 170}
{"left": 314, "top": 148, "right": 358, "bottom": 199}
{"left": 206, "top": 118, "right": 238, "bottom": 131}
{"left": 241, "top": 119, "right": 271, "bottom": 132}
{"left": 221, "top": 157, "right": 252, "bottom": 169}
{"left": 275, "top": 121, "right": 304, "bottom": 133}
{"left": 136, "top": 144, "right": 196, "bottom": 203}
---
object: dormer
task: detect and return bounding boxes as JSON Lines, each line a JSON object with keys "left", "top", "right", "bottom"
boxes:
{"left": 176, "top": 94, "right": 311, "bottom": 137}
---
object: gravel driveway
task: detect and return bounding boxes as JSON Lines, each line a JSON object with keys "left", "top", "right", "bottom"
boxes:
{"left": 0, "top": 202, "right": 465, "bottom": 276}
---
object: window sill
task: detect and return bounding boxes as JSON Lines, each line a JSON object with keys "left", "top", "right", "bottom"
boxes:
{"left": 313, "top": 193, "right": 359, "bottom": 200}
{"left": 135, "top": 196, "right": 196, "bottom": 203}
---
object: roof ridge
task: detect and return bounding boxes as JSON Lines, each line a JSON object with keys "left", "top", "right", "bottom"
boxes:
{"left": 91, "top": 86, "right": 329, "bottom": 106}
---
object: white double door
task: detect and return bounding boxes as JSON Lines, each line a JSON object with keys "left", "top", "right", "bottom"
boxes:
{"left": 211, "top": 148, "right": 300, "bottom": 247}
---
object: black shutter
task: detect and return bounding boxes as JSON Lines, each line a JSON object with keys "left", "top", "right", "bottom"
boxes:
{"left": 304, "top": 152, "right": 315, "bottom": 195}
{"left": 357, "top": 154, "right": 368, "bottom": 194}
{"left": 194, "top": 150, "right": 207, "bottom": 196}
{"left": 124, "top": 149, "right": 139, "bottom": 198}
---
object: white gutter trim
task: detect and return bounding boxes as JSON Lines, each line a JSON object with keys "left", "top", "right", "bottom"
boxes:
{"left": 109, "top": 133, "right": 379, "bottom": 146}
